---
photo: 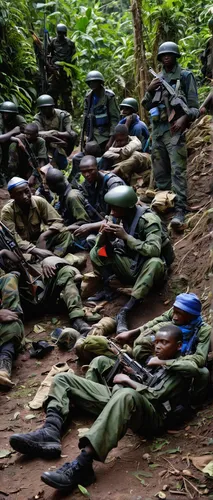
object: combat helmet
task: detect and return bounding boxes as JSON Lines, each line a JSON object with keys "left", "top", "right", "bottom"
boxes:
{"left": 57, "top": 23, "right": 67, "bottom": 33}
{"left": 86, "top": 71, "right": 104, "bottom": 84}
{"left": 208, "top": 18, "right": 213, "bottom": 31}
{"left": 120, "top": 98, "right": 138, "bottom": 113}
{"left": 157, "top": 41, "right": 181, "bottom": 60}
{"left": 0, "top": 101, "right": 18, "bottom": 113}
{"left": 104, "top": 186, "right": 137, "bottom": 208}
{"left": 37, "top": 95, "right": 55, "bottom": 108}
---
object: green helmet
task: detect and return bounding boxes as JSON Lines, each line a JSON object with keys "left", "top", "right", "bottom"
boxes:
{"left": 37, "top": 94, "right": 55, "bottom": 108}
{"left": 86, "top": 71, "right": 104, "bottom": 84}
{"left": 0, "top": 101, "right": 18, "bottom": 113}
{"left": 157, "top": 41, "right": 181, "bottom": 61}
{"left": 208, "top": 18, "right": 213, "bottom": 31}
{"left": 104, "top": 186, "right": 137, "bottom": 208}
{"left": 57, "top": 23, "right": 67, "bottom": 33}
{"left": 120, "top": 98, "right": 138, "bottom": 113}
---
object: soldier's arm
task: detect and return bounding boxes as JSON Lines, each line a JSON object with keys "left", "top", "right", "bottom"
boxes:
{"left": 125, "top": 213, "right": 162, "bottom": 258}
{"left": 120, "top": 136, "right": 142, "bottom": 159}
{"left": 1, "top": 204, "right": 36, "bottom": 253}
{"left": 58, "top": 113, "right": 73, "bottom": 137}
{"left": 108, "top": 96, "right": 120, "bottom": 136}
{"left": 185, "top": 72, "right": 199, "bottom": 121}
{"left": 141, "top": 91, "right": 154, "bottom": 111}
{"left": 35, "top": 196, "right": 64, "bottom": 231}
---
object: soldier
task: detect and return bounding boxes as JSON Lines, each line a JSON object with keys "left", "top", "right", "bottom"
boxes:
{"left": 1, "top": 177, "right": 73, "bottom": 258}
{"left": 9, "top": 325, "right": 208, "bottom": 495}
{"left": 48, "top": 24, "right": 76, "bottom": 111}
{"left": 8, "top": 123, "right": 48, "bottom": 185}
{"left": 0, "top": 271, "right": 24, "bottom": 387}
{"left": 89, "top": 186, "right": 166, "bottom": 333}
{"left": 119, "top": 97, "right": 149, "bottom": 151}
{"left": 142, "top": 42, "right": 199, "bottom": 230}
{"left": 0, "top": 101, "right": 26, "bottom": 186}
{"left": 200, "top": 18, "right": 213, "bottom": 81}
{"left": 34, "top": 94, "right": 77, "bottom": 169}
{"left": 71, "top": 71, "right": 120, "bottom": 179}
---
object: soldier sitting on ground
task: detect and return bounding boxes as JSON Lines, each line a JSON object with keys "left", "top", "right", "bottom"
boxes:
{"left": 89, "top": 186, "right": 167, "bottom": 334}
{"left": 8, "top": 123, "right": 48, "bottom": 186}
{"left": 101, "top": 124, "right": 151, "bottom": 185}
{"left": 119, "top": 98, "right": 150, "bottom": 151}
{"left": 1, "top": 177, "right": 73, "bottom": 258}
{"left": 0, "top": 101, "right": 26, "bottom": 186}
{"left": 9, "top": 325, "right": 208, "bottom": 495}
{"left": 34, "top": 94, "right": 77, "bottom": 169}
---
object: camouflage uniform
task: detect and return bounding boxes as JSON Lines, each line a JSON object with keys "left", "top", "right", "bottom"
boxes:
{"left": 8, "top": 136, "right": 47, "bottom": 179}
{"left": 58, "top": 185, "right": 90, "bottom": 225}
{"left": 47, "top": 353, "right": 201, "bottom": 462}
{"left": 90, "top": 210, "right": 165, "bottom": 300}
{"left": 0, "top": 114, "right": 26, "bottom": 184}
{"left": 48, "top": 36, "right": 76, "bottom": 111}
{"left": 0, "top": 272, "right": 24, "bottom": 349}
{"left": 1, "top": 195, "right": 73, "bottom": 257}
{"left": 79, "top": 171, "right": 125, "bottom": 219}
{"left": 142, "top": 64, "right": 199, "bottom": 211}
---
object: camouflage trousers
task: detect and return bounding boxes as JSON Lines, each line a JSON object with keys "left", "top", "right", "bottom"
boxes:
{"left": 114, "top": 151, "right": 151, "bottom": 185}
{"left": 152, "top": 131, "right": 187, "bottom": 211}
{"left": 46, "top": 231, "right": 74, "bottom": 258}
{"left": 90, "top": 247, "right": 165, "bottom": 300}
{"left": 0, "top": 272, "right": 24, "bottom": 349}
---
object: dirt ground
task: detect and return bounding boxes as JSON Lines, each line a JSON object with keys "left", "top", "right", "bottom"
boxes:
{"left": 0, "top": 121, "right": 212, "bottom": 500}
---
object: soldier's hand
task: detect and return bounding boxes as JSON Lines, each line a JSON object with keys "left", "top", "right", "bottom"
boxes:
{"left": 0, "top": 309, "right": 19, "bottom": 322}
{"left": 171, "top": 115, "right": 188, "bottom": 134}
{"left": 105, "top": 223, "right": 128, "bottom": 241}
{"left": 115, "top": 331, "right": 131, "bottom": 345}
{"left": 147, "top": 78, "right": 161, "bottom": 93}
{"left": 74, "top": 223, "right": 93, "bottom": 238}
{"left": 113, "top": 373, "right": 131, "bottom": 385}
{"left": 42, "top": 261, "right": 56, "bottom": 278}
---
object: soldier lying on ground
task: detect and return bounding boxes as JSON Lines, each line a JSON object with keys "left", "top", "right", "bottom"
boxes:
{"left": 9, "top": 325, "right": 209, "bottom": 494}
{"left": 34, "top": 94, "right": 77, "bottom": 169}
{"left": 1, "top": 177, "right": 73, "bottom": 258}
{"left": 8, "top": 123, "right": 48, "bottom": 185}
{"left": 0, "top": 271, "right": 24, "bottom": 388}
{"left": 101, "top": 124, "right": 151, "bottom": 185}
{"left": 115, "top": 292, "right": 211, "bottom": 374}
{"left": 0, "top": 101, "right": 26, "bottom": 187}
{"left": 89, "top": 185, "right": 167, "bottom": 334}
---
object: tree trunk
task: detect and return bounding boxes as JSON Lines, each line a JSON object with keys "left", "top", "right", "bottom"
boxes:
{"left": 130, "top": 0, "right": 149, "bottom": 120}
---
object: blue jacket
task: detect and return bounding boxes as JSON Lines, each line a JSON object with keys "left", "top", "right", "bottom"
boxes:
{"left": 119, "top": 115, "right": 149, "bottom": 151}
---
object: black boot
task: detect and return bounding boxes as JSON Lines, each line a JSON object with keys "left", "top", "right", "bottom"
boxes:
{"left": 41, "top": 449, "right": 95, "bottom": 492}
{"left": 72, "top": 318, "right": 91, "bottom": 337}
{"left": 116, "top": 297, "right": 139, "bottom": 335}
{"left": 0, "top": 357, "right": 14, "bottom": 388}
{"left": 10, "top": 409, "right": 63, "bottom": 458}
{"left": 171, "top": 209, "right": 185, "bottom": 231}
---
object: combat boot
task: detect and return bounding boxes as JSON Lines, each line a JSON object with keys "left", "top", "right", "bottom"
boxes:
{"left": 41, "top": 450, "right": 95, "bottom": 492}
{"left": 72, "top": 318, "right": 91, "bottom": 337}
{"left": 171, "top": 210, "right": 185, "bottom": 231}
{"left": 0, "top": 357, "right": 14, "bottom": 388}
{"left": 10, "top": 409, "right": 62, "bottom": 458}
{"left": 116, "top": 310, "right": 129, "bottom": 334}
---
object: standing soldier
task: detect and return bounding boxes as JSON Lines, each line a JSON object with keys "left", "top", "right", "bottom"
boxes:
{"left": 142, "top": 42, "right": 199, "bottom": 230}
{"left": 48, "top": 24, "right": 76, "bottom": 111}
{"left": 72, "top": 71, "right": 120, "bottom": 179}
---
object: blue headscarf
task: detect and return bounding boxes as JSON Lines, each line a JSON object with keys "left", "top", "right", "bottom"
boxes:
{"left": 173, "top": 293, "right": 203, "bottom": 355}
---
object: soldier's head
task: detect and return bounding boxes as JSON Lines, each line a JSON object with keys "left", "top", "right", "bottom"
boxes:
{"left": 57, "top": 23, "right": 67, "bottom": 39}
{"left": 7, "top": 177, "right": 31, "bottom": 209}
{"left": 25, "top": 123, "right": 39, "bottom": 143}
{"left": 80, "top": 155, "right": 99, "bottom": 184}
{"left": 104, "top": 185, "right": 137, "bottom": 219}
{"left": 0, "top": 101, "right": 18, "bottom": 122}
{"left": 114, "top": 124, "right": 129, "bottom": 148}
{"left": 172, "top": 293, "right": 202, "bottom": 326}
{"left": 85, "top": 71, "right": 104, "bottom": 91}
{"left": 37, "top": 94, "right": 55, "bottom": 118}
{"left": 120, "top": 98, "right": 139, "bottom": 117}
{"left": 84, "top": 140, "right": 102, "bottom": 158}
{"left": 46, "top": 168, "right": 68, "bottom": 195}
{"left": 154, "top": 325, "right": 182, "bottom": 360}
{"left": 157, "top": 41, "right": 181, "bottom": 70}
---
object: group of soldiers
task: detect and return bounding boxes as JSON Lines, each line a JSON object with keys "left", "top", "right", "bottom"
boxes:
{"left": 0, "top": 24, "right": 212, "bottom": 496}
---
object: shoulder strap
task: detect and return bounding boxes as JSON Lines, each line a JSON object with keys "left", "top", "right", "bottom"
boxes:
{"left": 129, "top": 205, "right": 150, "bottom": 236}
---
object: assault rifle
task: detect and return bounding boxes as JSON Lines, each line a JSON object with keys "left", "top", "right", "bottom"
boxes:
{"left": 105, "top": 340, "right": 155, "bottom": 386}
{"left": 149, "top": 67, "right": 190, "bottom": 122}
{"left": 0, "top": 222, "right": 41, "bottom": 298}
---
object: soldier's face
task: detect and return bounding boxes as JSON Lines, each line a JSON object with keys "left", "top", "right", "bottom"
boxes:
{"left": 80, "top": 164, "right": 98, "bottom": 183}
{"left": 161, "top": 53, "right": 176, "bottom": 69}
{"left": 2, "top": 112, "right": 14, "bottom": 122}
{"left": 87, "top": 80, "right": 102, "bottom": 90}
{"left": 40, "top": 106, "right": 54, "bottom": 118}
{"left": 11, "top": 184, "right": 32, "bottom": 208}
{"left": 155, "top": 331, "right": 181, "bottom": 360}
{"left": 110, "top": 206, "right": 127, "bottom": 218}
{"left": 120, "top": 106, "right": 133, "bottom": 117}
{"left": 172, "top": 306, "right": 195, "bottom": 325}
{"left": 25, "top": 128, "right": 38, "bottom": 143}
{"left": 114, "top": 132, "right": 128, "bottom": 148}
